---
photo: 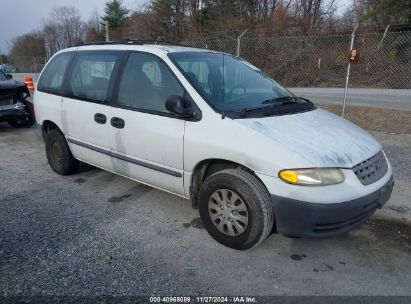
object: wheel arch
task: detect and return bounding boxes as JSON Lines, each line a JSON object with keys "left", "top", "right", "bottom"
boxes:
{"left": 189, "top": 158, "right": 266, "bottom": 207}
{"left": 41, "top": 120, "right": 63, "bottom": 140}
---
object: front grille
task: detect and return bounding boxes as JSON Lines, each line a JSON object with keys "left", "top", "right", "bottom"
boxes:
{"left": 353, "top": 150, "right": 388, "bottom": 185}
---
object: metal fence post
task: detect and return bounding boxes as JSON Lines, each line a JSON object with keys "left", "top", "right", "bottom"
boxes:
{"left": 236, "top": 29, "right": 248, "bottom": 57}
{"left": 342, "top": 24, "right": 358, "bottom": 118}
{"left": 33, "top": 57, "right": 37, "bottom": 75}
{"left": 105, "top": 21, "right": 109, "bottom": 42}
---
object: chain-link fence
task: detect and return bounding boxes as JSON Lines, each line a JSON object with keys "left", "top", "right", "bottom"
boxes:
{"left": 4, "top": 56, "right": 47, "bottom": 74}
{"left": 187, "top": 30, "right": 411, "bottom": 134}
{"left": 188, "top": 30, "right": 411, "bottom": 88}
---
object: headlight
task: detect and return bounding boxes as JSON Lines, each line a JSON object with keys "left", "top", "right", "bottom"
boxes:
{"left": 279, "top": 168, "right": 344, "bottom": 186}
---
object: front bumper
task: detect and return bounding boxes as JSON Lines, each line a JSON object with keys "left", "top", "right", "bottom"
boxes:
{"left": 0, "top": 108, "right": 29, "bottom": 122}
{"left": 272, "top": 175, "right": 394, "bottom": 238}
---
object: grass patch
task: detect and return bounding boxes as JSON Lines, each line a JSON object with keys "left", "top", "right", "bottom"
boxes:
{"left": 319, "top": 104, "right": 411, "bottom": 134}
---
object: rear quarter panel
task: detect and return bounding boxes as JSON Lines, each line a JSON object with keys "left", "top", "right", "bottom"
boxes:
{"left": 33, "top": 90, "right": 63, "bottom": 130}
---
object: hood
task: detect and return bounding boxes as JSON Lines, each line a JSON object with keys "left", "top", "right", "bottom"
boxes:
{"left": 236, "top": 108, "right": 381, "bottom": 168}
{"left": 0, "top": 79, "right": 29, "bottom": 98}
{"left": 0, "top": 79, "right": 26, "bottom": 91}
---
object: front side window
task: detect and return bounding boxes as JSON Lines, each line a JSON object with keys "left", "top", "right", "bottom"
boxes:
{"left": 67, "top": 53, "right": 118, "bottom": 102}
{"left": 38, "top": 53, "right": 73, "bottom": 94}
{"left": 118, "top": 53, "right": 184, "bottom": 113}
{"left": 168, "top": 52, "right": 312, "bottom": 116}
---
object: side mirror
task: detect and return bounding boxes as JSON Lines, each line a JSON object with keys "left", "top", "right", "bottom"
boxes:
{"left": 6, "top": 74, "right": 12, "bottom": 79}
{"left": 165, "top": 95, "right": 194, "bottom": 119}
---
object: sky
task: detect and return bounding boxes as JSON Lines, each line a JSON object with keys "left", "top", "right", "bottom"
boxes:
{"left": 0, "top": 0, "right": 351, "bottom": 55}
{"left": 0, "top": 0, "right": 148, "bottom": 54}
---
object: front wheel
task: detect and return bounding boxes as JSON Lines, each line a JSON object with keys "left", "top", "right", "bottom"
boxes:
{"left": 198, "top": 169, "right": 274, "bottom": 250}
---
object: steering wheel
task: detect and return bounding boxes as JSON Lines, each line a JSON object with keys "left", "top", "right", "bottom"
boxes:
{"left": 227, "top": 85, "right": 247, "bottom": 100}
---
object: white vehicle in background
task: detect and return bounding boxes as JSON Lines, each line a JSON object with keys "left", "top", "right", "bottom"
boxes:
{"left": 33, "top": 41, "right": 394, "bottom": 250}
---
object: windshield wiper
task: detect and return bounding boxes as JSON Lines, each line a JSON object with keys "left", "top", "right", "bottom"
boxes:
{"left": 237, "top": 108, "right": 251, "bottom": 118}
{"left": 261, "top": 96, "right": 312, "bottom": 105}
{"left": 232, "top": 97, "right": 313, "bottom": 118}
{"left": 233, "top": 107, "right": 264, "bottom": 118}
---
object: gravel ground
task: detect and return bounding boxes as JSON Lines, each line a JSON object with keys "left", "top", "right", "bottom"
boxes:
{"left": 0, "top": 124, "right": 410, "bottom": 297}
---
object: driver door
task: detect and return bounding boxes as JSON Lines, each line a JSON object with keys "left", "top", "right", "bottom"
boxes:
{"left": 109, "top": 52, "right": 186, "bottom": 196}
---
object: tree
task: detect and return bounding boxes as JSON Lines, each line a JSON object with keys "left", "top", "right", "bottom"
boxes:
{"left": 354, "top": 0, "right": 411, "bottom": 25}
{"left": 0, "top": 54, "right": 7, "bottom": 65}
{"left": 126, "top": 0, "right": 343, "bottom": 40}
{"left": 8, "top": 31, "right": 46, "bottom": 72}
{"left": 9, "top": 32, "right": 46, "bottom": 58}
{"left": 289, "top": 0, "right": 337, "bottom": 31}
{"left": 102, "top": 0, "right": 130, "bottom": 37}
{"left": 85, "top": 11, "right": 105, "bottom": 43}
{"left": 128, "top": 9, "right": 162, "bottom": 40}
{"left": 42, "top": 6, "right": 84, "bottom": 57}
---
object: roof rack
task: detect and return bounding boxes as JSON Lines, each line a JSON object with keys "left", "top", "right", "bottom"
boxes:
{"left": 73, "top": 39, "right": 191, "bottom": 48}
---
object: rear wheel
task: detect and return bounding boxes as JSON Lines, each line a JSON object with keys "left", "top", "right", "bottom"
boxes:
{"left": 198, "top": 169, "right": 274, "bottom": 250}
{"left": 45, "top": 129, "right": 79, "bottom": 175}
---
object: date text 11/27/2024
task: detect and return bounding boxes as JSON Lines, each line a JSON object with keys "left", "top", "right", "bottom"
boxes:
{"left": 149, "top": 296, "right": 257, "bottom": 303}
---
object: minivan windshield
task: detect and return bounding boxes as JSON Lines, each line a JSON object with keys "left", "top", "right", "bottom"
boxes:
{"left": 168, "top": 52, "right": 309, "bottom": 115}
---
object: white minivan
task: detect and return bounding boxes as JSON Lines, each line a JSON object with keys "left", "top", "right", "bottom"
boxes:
{"left": 34, "top": 41, "right": 394, "bottom": 250}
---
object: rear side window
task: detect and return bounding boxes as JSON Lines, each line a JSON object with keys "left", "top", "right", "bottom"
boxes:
{"left": 67, "top": 53, "right": 119, "bottom": 103}
{"left": 37, "top": 53, "right": 73, "bottom": 94}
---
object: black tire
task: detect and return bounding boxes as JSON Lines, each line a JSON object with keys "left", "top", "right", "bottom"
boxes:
{"left": 45, "top": 129, "right": 79, "bottom": 175}
{"left": 8, "top": 104, "right": 35, "bottom": 128}
{"left": 8, "top": 119, "right": 27, "bottom": 128}
{"left": 198, "top": 169, "right": 274, "bottom": 250}
{"left": 8, "top": 114, "right": 35, "bottom": 128}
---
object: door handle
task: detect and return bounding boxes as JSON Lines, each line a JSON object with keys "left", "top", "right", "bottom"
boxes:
{"left": 111, "top": 117, "right": 125, "bottom": 129}
{"left": 94, "top": 113, "right": 107, "bottom": 124}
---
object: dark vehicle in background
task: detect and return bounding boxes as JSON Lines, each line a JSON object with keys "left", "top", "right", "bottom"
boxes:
{"left": 0, "top": 70, "right": 35, "bottom": 128}
{"left": 0, "top": 65, "right": 17, "bottom": 73}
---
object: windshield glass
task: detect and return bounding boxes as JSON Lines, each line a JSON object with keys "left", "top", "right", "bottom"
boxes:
{"left": 0, "top": 70, "right": 7, "bottom": 81}
{"left": 168, "top": 52, "right": 293, "bottom": 112}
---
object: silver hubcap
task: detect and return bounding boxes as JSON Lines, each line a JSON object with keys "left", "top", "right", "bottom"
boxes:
{"left": 208, "top": 189, "right": 249, "bottom": 236}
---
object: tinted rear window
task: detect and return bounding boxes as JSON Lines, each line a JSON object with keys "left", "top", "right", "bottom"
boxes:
{"left": 67, "top": 53, "right": 119, "bottom": 103}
